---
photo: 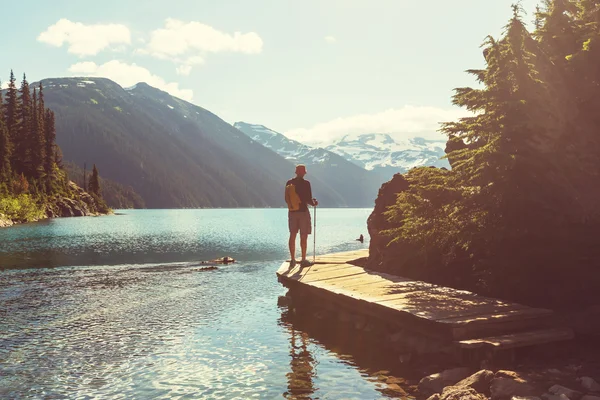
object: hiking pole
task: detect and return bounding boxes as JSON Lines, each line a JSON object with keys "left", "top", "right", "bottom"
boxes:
{"left": 313, "top": 204, "right": 317, "bottom": 263}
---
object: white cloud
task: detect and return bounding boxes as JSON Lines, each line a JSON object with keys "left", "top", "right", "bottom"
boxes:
{"left": 38, "top": 19, "right": 131, "bottom": 56}
{"left": 174, "top": 55, "right": 205, "bottom": 76}
{"left": 0, "top": 81, "right": 8, "bottom": 90}
{"left": 325, "top": 36, "right": 337, "bottom": 44}
{"left": 68, "top": 60, "right": 193, "bottom": 101}
{"left": 285, "top": 106, "right": 469, "bottom": 146}
{"left": 145, "top": 18, "right": 263, "bottom": 59}
{"left": 176, "top": 65, "right": 192, "bottom": 76}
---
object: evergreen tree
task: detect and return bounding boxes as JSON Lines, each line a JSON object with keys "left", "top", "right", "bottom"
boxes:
{"left": 31, "top": 88, "right": 45, "bottom": 179}
{"left": 4, "top": 70, "right": 18, "bottom": 169}
{"left": 0, "top": 81, "right": 9, "bottom": 183}
{"left": 44, "top": 109, "right": 56, "bottom": 192}
{"left": 16, "top": 74, "right": 32, "bottom": 175}
{"left": 0, "top": 119, "right": 10, "bottom": 182}
{"left": 88, "top": 164, "right": 101, "bottom": 196}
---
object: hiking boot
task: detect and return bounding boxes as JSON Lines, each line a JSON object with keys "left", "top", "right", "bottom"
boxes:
{"left": 300, "top": 259, "right": 313, "bottom": 268}
{"left": 289, "top": 259, "right": 297, "bottom": 268}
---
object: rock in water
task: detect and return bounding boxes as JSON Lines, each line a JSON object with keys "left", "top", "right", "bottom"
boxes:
{"left": 578, "top": 377, "right": 600, "bottom": 392}
{"left": 490, "top": 371, "right": 538, "bottom": 400}
{"left": 455, "top": 370, "right": 495, "bottom": 395}
{"left": 548, "top": 385, "right": 583, "bottom": 400}
{"left": 418, "top": 367, "right": 472, "bottom": 397}
{"left": 439, "top": 386, "right": 487, "bottom": 400}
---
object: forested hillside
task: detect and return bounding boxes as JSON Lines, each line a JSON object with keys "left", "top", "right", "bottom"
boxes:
{"left": 0, "top": 72, "right": 108, "bottom": 224}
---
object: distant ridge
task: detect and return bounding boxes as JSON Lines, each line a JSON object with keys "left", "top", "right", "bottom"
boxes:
{"left": 38, "top": 77, "right": 347, "bottom": 208}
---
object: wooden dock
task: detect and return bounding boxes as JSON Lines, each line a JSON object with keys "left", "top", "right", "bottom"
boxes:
{"left": 277, "top": 249, "right": 573, "bottom": 360}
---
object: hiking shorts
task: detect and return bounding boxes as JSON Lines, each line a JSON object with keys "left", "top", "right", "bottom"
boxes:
{"left": 289, "top": 211, "right": 312, "bottom": 236}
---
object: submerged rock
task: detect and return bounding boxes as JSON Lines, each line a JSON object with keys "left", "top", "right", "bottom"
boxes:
{"left": 490, "top": 371, "right": 538, "bottom": 400}
{"left": 578, "top": 377, "right": 600, "bottom": 393}
{"left": 418, "top": 367, "right": 472, "bottom": 397}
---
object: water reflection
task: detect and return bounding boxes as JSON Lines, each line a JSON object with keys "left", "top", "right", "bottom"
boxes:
{"left": 284, "top": 327, "right": 317, "bottom": 399}
{"left": 278, "top": 296, "right": 418, "bottom": 399}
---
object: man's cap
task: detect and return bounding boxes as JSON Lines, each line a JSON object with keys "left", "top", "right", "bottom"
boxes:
{"left": 295, "top": 164, "right": 307, "bottom": 173}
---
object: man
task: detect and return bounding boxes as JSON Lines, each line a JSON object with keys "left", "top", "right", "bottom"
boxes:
{"left": 285, "top": 164, "right": 318, "bottom": 267}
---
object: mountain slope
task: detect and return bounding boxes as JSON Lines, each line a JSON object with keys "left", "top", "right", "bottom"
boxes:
{"left": 325, "top": 133, "right": 450, "bottom": 177}
{"left": 39, "top": 78, "right": 345, "bottom": 208}
{"left": 234, "top": 122, "right": 381, "bottom": 207}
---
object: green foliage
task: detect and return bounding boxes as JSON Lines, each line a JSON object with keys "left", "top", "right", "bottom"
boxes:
{"left": 381, "top": 1, "right": 600, "bottom": 307}
{"left": 0, "top": 194, "right": 45, "bottom": 223}
{"left": 0, "top": 71, "right": 110, "bottom": 224}
{"left": 88, "top": 164, "right": 100, "bottom": 196}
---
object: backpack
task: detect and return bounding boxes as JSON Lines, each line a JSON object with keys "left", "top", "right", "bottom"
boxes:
{"left": 285, "top": 183, "right": 301, "bottom": 211}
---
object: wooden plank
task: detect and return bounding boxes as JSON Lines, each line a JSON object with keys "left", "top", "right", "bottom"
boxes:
{"left": 277, "top": 249, "right": 570, "bottom": 346}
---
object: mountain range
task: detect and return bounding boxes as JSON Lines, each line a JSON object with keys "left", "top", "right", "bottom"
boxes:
{"left": 234, "top": 122, "right": 449, "bottom": 184}
{"left": 234, "top": 122, "right": 383, "bottom": 207}
{"left": 325, "top": 133, "right": 449, "bottom": 176}
{"left": 28, "top": 77, "right": 449, "bottom": 209}
{"left": 37, "top": 78, "right": 375, "bottom": 208}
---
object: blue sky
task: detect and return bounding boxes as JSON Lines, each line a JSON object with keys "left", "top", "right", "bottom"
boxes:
{"left": 3, "top": 0, "right": 539, "bottom": 145}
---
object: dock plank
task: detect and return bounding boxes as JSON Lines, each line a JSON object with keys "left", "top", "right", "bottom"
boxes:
{"left": 277, "top": 249, "right": 572, "bottom": 344}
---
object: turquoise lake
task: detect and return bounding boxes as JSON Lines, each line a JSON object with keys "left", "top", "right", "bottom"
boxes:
{"left": 0, "top": 209, "right": 412, "bottom": 399}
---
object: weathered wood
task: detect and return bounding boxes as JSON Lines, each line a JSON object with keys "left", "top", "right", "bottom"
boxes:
{"left": 277, "top": 249, "right": 573, "bottom": 348}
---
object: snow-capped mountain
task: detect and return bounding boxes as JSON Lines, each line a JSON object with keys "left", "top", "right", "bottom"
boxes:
{"left": 325, "top": 133, "right": 449, "bottom": 175}
{"left": 233, "top": 122, "right": 383, "bottom": 207}
{"left": 233, "top": 122, "right": 326, "bottom": 164}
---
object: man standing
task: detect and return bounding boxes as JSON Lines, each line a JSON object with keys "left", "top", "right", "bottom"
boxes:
{"left": 285, "top": 164, "right": 318, "bottom": 267}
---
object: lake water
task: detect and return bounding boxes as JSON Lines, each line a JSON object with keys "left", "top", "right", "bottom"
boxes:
{"left": 0, "top": 209, "right": 412, "bottom": 399}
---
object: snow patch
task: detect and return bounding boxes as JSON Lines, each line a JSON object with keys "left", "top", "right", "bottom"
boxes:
{"left": 124, "top": 84, "right": 137, "bottom": 91}
{"left": 81, "top": 80, "right": 96, "bottom": 84}
{"left": 167, "top": 105, "right": 174, "bottom": 110}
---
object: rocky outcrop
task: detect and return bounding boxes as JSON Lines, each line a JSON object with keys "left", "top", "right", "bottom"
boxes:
{"left": 419, "top": 367, "right": 600, "bottom": 400}
{"left": 45, "top": 181, "right": 109, "bottom": 219}
{"left": 366, "top": 173, "right": 410, "bottom": 271}
{"left": 0, "top": 214, "right": 14, "bottom": 228}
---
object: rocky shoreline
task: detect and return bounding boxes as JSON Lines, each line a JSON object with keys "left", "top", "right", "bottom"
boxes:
{"left": 0, "top": 181, "right": 111, "bottom": 228}
{"left": 417, "top": 366, "right": 600, "bottom": 400}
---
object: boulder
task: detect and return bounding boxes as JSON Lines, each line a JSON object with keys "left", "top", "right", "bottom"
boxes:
{"left": 578, "top": 377, "right": 600, "bottom": 392}
{"left": 548, "top": 385, "right": 582, "bottom": 400}
{"left": 366, "top": 173, "right": 410, "bottom": 272}
{"left": 491, "top": 371, "right": 537, "bottom": 400}
{"left": 439, "top": 386, "right": 487, "bottom": 400}
{"left": 542, "top": 395, "right": 570, "bottom": 400}
{"left": 455, "top": 370, "right": 494, "bottom": 395}
{"left": 418, "top": 367, "right": 472, "bottom": 397}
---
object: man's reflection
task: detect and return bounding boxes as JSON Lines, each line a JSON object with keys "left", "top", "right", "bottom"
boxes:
{"left": 284, "top": 326, "right": 316, "bottom": 399}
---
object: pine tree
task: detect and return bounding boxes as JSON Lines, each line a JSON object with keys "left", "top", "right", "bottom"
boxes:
{"left": 37, "top": 83, "right": 46, "bottom": 176}
{"left": 30, "top": 88, "right": 45, "bottom": 179}
{"left": 44, "top": 109, "right": 56, "bottom": 192}
{"left": 0, "top": 119, "right": 10, "bottom": 182}
{"left": 88, "top": 164, "right": 101, "bottom": 196}
{"left": 0, "top": 81, "right": 9, "bottom": 183}
{"left": 4, "top": 70, "right": 18, "bottom": 170}
{"left": 16, "top": 74, "right": 32, "bottom": 176}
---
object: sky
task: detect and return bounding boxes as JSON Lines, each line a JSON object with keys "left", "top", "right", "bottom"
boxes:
{"left": 2, "top": 0, "right": 539, "bottom": 146}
